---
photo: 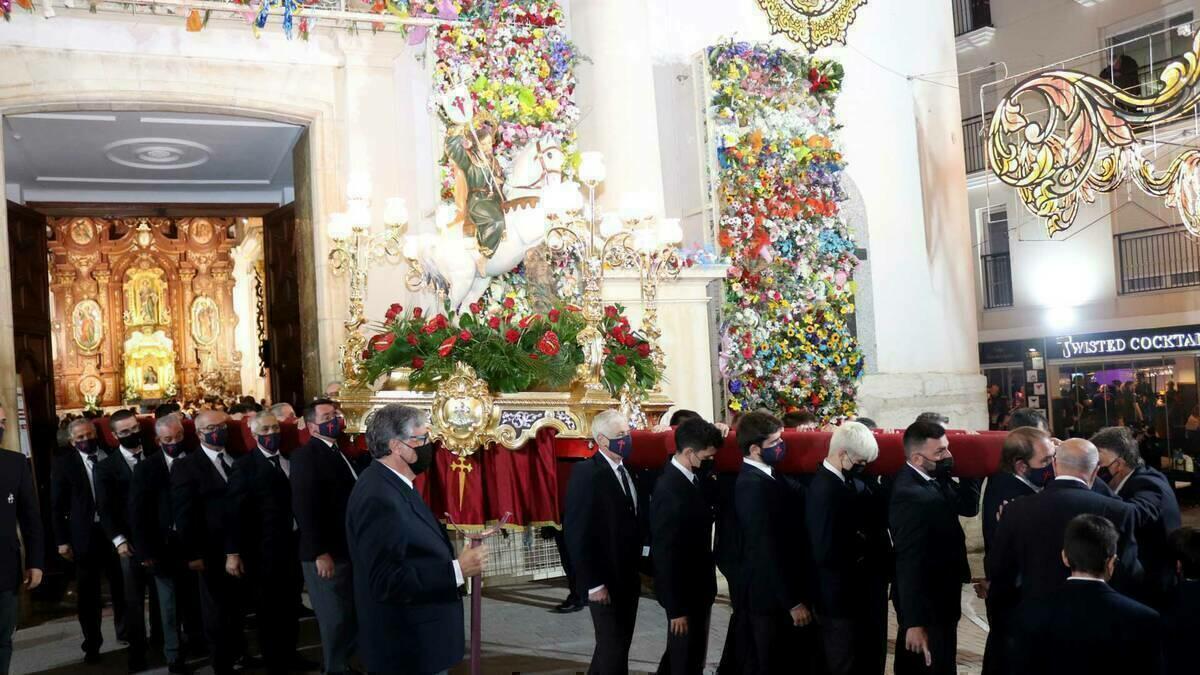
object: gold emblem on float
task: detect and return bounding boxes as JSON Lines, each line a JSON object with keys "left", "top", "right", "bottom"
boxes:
{"left": 430, "top": 363, "right": 499, "bottom": 457}
{"left": 756, "top": 0, "right": 868, "bottom": 51}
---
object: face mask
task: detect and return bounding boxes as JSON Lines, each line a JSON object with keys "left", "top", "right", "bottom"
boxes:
{"left": 74, "top": 438, "right": 97, "bottom": 455}
{"left": 408, "top": 442, "right": 435, "bottom": 476}
{"left": 159, "top": 441, "right": 184, "bottom": 458}
{"left": 317, "top": 416, "right": 344, "bottom": 439}
{"left": 0, "top": 427, "right": 5, "bottom": 446}
{"left": 845, "top": 462, "right": 867, "bottom": 480}
{"left": 608, "top": 435, "right": 633, "bottom": 462}
{"left": 761, "top": 440, "right": 787, "bottom": 466}
{"left": 1097, "top": 461, "right": 1116, "bottom": 484}
{"left": 117, "top": 433, "right": 142, "bottom": 450}
{"left": 257, "top": 433, "right": 281, "bottom": 453}
{"left": 1026, "top": 464, "right": 1054, "bottom": 487}
{"left": 933, "top": 456, "right": 955, "bottom": 479}
{"left": 203, "top": 425, "right": 228, "bottom": 448}
{"left": 698, "top": 456, "right": 716, "bottom": 475}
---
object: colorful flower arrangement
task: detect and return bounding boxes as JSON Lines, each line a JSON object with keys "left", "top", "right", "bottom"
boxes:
{"left": 363, "top": 300, "right": 660, "bottom": 397}
{"left": 707, "top": 41, "right": 862, "bottom": 420}
{"left": 429, "top": 0, "right": 582, "bottom": 199}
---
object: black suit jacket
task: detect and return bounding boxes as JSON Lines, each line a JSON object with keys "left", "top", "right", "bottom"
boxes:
{"left": 1164, "top": 579, "right": 1200, "bottom": 675}
{"left": 170, "top": 449, "right": 231, "bottom": 564}
{"left": 1118, "top": 466, "right": 1182, "bottom": 602}
{"left": 50, "top": 448, "right": 109, "bottom": 556}
{"left": 650, "top": 462, "right": 716, "bottom": 619}
{"left": 988, "top": 478, "right": 1142, "bottom": 613}
{"left": 225, "top": 449, "right": 296, "bottom": 570}
{"left": 564, "top": 453, "right": 643, "bottom": 599}
{"left": 130, "top": 451, "right": 183, "bottom": 570}
{"left": 806, "top": 465, "right": 891, "bottom": 618}
{"left": 889, "top": 464, "right": 981, "bottom": 627}
{"left": 95, "top": 449, "right": 144, "bottom": 549}
{"left": 734, "top": 463, "right": 813, "bottom": 616}
{"left": 0, "top": 450, "right": 44, "bottom": 593}
{"left": 290, "top": 438, "right": 356, "bottom": 562}
{"left": 981, "top": 471, "right": 1036, "bottom": 554}
{"left": 346, "top": 461, "right": 463, "bottom": 674}
{"left": 1011, "top": 579, "right": 1162, "bottom": 675}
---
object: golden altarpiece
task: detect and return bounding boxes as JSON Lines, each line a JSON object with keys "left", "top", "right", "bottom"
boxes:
{"left": 48, "top": 217, "right": 244, "bottom": 409}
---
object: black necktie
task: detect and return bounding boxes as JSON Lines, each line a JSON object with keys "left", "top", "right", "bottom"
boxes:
{"left": 133, "top": 453, "right": 142, "bottom": 465}
{"left": 617, "top": 465, "right": 635, "bottom": 513}
{"left": 692, "top": 474, "right": 700, "bottom": 488}
{"left": 219, "top": 453, "right": 232, "bottom": 476}
{"left": 86, "top": 454, "right": 97, "bottom": 466}
{"left": 268, "top": 455, "right": 282, "bottom": 473}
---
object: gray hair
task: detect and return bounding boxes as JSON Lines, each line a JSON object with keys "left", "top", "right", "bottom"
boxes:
{"left": 830, "top": 421, "right": 878, "bottom": 463}
{"left": 68, "top": 418, "right": 93, "bottom": 436}
{"left": 366, "top": 404, "right": 426, "bottom": 459}
{"left": 592, "top": 409, "right": 630, "bottom": 444}
{"left": 1055, "top": 438, "right": 1099, "bottom": 475}
{"left": 250, "top": 413, "right": 278, "bottom": 435}
{"left": 269, "top": 402, "right": 294, "bottom": 418}
{"left": 154, "top": 415, "right": 183, "bottom": 436}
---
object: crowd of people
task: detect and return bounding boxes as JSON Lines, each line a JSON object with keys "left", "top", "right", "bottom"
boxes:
{"left": 2, "top": 395, "right": 1199, "bottom": 675}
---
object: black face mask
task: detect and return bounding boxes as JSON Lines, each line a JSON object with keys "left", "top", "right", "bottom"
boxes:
{"left": 1026, "top": 464, "right": 1054, "bottom": 487}
{"left": 845, "top": 462, "right": 867, "bottom": 480}
{"left": 932, "top": 456, "right": 955, "bottom": 479}
{"left": 159, "top": 441, "right": 184, "bottom": 458}
{"left": 1097, "top": 461, "right": 1117, "bottom": 484}
{"left": 74, "top": 438, "right": 98, "bottom": 455}
{"left": 698, "top": 457, "right": 716, "bottom": 475}
{"left": 408, "top": 442, "right": 435, "bottom": 476}
{"left": 117, "top": 433, "right": 141, "bottom": 450}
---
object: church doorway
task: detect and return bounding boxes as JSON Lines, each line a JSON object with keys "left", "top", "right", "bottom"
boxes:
{"left": 1, "top": 109, "right": 317, "bottom": 501}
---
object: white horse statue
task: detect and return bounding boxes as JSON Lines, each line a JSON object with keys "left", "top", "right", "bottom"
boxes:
{"left": 412, "top": 137, "right": 566, "bottom": 311}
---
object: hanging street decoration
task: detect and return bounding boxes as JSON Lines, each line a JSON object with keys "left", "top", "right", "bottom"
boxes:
{"left": 988, "top": 32, "right": 1200, "bottom": 238}
{"left": 755, "top": 0, "right": 869, "bottom": 52}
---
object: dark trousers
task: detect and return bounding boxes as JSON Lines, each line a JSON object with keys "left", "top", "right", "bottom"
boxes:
{"left": 252, "top": 558, "right": 302, "bottom": 673}
{"left": 745, "top": 613, "right": 816, "bottom": 675}
{"left": 301, "top": 558, "right": 357, "bottom": 673}
{"left": 587, "top": 588, "right": 639, "bottom": 675}
{"left": 819, "top": 592, "right": 888, "bottom": 675}
{"left": 0, "top": 590, "right": 15, "bottom": 675}
{"left": 656, "top": 607, "right": 710, "bottom": 675}
{"left": 118, "top": 555, "right": 152, "bottom": 657}
{"left": 75, "top": 530, "right": 126, "bottom": 655}
{"left": 894, "top": 622, "right": 958, "bottom": 675}
{"left": 554, "top": 529, "right": 579, "bottom": 603}
{"left": 198, "top": 564, "right": 246, "bottom": 674}
{"left": 981, "top": 601, "right": 1009, "bottom": 675}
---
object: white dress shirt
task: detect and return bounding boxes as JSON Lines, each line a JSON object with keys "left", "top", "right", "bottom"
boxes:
{"left": 670, "top": 456, "right": 695, "bottom": 484}
{"left": 111, "top": 447, "right": 145, "bottom": 548}
{"left": 907, "top": 462, "right": 936, "bottom": 482}
{"left": 1113, "top": 470, "right": 1133, "bottom": 495}
{"left": 589, "top": 450, "right": 649, "bottom": 596}
{"left": 822, "top": 459, "right": 844, "bottom": 482}
{"left": 201, "top": 445, "right": 230, "bottom": 483}
{"left": 1066, "top": 576, "right": 1106, "bottom": 583}
{"left": 78, "top": 449, "right": 102, "bottom": 522}
{"left": 744, "top": 457, "right": 774, "bottom": 478}
{"left": 259, "top": 446, "right": 291, "bottom": 477}
{"left": 1012, "top": 472, "right": 1039, "bottom": 492}
{"left": 380, "top": 461, "right": 464, "bottom": 587}
{"left": 1054, "top": 475, "right": 1090, "bottom": 488}
{"left": 163, "top": 453, "right": 176, "bottom": 470}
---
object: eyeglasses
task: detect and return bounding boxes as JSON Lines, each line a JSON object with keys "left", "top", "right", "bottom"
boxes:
{"left": 407, "top": 434, "right": 429, "bottom": 445}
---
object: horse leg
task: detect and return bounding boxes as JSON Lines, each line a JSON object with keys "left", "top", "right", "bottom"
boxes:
{"left": 462, "top": 275, "right": 492, "bottom": 309}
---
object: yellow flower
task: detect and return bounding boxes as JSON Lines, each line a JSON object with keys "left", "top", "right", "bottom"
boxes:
{"left": 729, "top": 399, "right": 743, "bottom": 412}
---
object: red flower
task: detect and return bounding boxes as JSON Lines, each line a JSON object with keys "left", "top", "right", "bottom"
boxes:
{"left": 413, "top": 307, "right": 423, "bottom": 319}
{"left": 422, "top": 320, "right": 439, "bottom": 335}
{"left": 488, "top": 316, "right": 501, "bottom": 330}
{"left": 536, "top": 331, "right": 560, "bottom": 356}
{"left": 518, "top": 314, "right": 541, "bottom": 329}
{"left": 407, "top": 333, "right": 419, "bottom": 346}
{"left": 529, "top": 353, "right": 540, "bottom": 360}
{"left": 742, "top": 347, "right": 754, "bottom": 359}
{"left": 434, "top": 314, "right": 448, "bottom": 329}
{"left": 469, "top": 302, "right": 482, "bottom": 314}
{"left": 604, "top": 305, "right": 619, "bottom": 319}
{"left": 438, "top": 335, "right": 458, "bottom": 357}
{"left": 459, "top": 329, "right": 472, "bottom": 342}
{"left": 503, "top": 297, "right": 515, "bottom": 309}
{"left": 548, "top": 309, "right": 560, "bottom": 322}
{"left": 614, "top": 355, "right": 628, "bottom": 367}
{"left": 565, "top": 304, "right": 582, "bottom": 312}
{"left": 384, "top": 303, "right": 403, "bottom": 321}
{"left": 505, "top": 329, "right": 520, "bottom": 344}
{"left": 412, "top": 357, "right": 425, "bottom": 369}
{"left": 371, "top": 333, "right": 396, "bottom": 352}
{"left": 636, "top": 342, "right": 651, "bottom": 358}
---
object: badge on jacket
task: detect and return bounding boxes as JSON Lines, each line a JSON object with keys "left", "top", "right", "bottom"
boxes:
{"left": 6, "top": 493, "right": 12, "bottom": 504}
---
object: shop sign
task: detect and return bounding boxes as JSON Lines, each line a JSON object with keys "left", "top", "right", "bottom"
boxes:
{"left": 1055, "top": 326, "right": 1200, "bottom": 360}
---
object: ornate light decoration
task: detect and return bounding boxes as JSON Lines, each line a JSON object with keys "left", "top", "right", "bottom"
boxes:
{"left": 756, "top": 0, "right": 869, "bottom": 51}
{"left": 988, "top": 32, "right": 1200, "bottom": 237}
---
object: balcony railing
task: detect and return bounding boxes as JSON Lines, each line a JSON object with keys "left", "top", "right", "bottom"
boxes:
{"left": 953, "top": 0, "right": 993, "bottom": 37}
{"left": 962, "top": 114, "right": 990, "bottom": 174}
{"left": 981, "top": 252, "right": 1013, "bottom": 309}
{"left": 1116, "top": 225, "right": 1200, "bottom": 295}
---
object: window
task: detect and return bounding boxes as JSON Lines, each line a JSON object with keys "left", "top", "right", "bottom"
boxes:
{"left": 1103, "top": 7, "right": 1194, "bottom": 99}
{"left": 979, "top": 207, "right": 1013, "bottom": 309}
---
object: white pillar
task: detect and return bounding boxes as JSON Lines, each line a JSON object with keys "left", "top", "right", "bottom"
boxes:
{"left": 570, "top": 0, "right": 668, "bottom": 217}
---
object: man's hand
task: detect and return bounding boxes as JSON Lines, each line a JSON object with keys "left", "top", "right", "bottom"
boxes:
{"left": 973, "top": 579, "right": 990, "bottom": 600}
{"left": 187, "top": 559, "right": 205, "bottom": 573}
{"left": 57, "top": 544, "right": 74, "bottom": 561}
{"left": 905, "top": 626, "right": 932, "bottom": 667}
{"left": 588, "top": 587, "right": 611, "bottom": 605}
{"left": 24, "top": 568, "right": 42, "bottom": 590}
{"left": 117, "top": 542, "right": 133, "bottom": 558}
{"left": 458, "top": 544, "right": 488, "bottom": 578}
{"left": 715, "top": 422, "right": 731, "bottom": 435}
{"left": 790, "top": 603, "right": 813, "bottom": 627}
{"left": 669, "top": 617, "right": 688, "bottom": 636}
{"left": 315, "top": 553, "right": 336, "bottom": 579}
{"left": 226, "top": 554, "right": 245, "bottom": 578}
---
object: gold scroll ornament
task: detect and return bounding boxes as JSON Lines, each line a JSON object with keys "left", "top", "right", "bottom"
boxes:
{"left": 988, "top": 32, "right": 1200, "bottom": 237}
{"left": 756, "top": 0, "right": 869, "bottom": 52}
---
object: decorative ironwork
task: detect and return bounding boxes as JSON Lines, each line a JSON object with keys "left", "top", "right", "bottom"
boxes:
{"left": 755, "top": 0, "right": 869, "bottom": 52}
{"left": 327, "top": 221, "right": 406, "bottom": 386}
{"left": 988, "top": 32, "right": 1200, "bottom": 237}
{"left": 254, "top": 261, "right": 266, "bottom": 376}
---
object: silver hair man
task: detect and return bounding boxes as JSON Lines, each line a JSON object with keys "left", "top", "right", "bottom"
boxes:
{"left": 591, "top": 409, "right": 630, "bottom": 445}
{"left": 366, "top": 404, "right": 428, "bottom": 459}
{"left": 828, "top": 421, "right": 879, "bottom": 463}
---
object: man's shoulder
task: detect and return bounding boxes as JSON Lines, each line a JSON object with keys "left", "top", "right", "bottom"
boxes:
{"left": 0, "top": 448, "right": 24, "bottom": 471}
{"left": 1128, "top": 466, "right": 1170, "bottom": 492}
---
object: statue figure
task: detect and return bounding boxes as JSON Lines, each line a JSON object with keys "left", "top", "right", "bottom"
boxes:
{"left": 139, "top": 280, "right": 158, "bottom": 323}
{"left": 144, "top": 365, "right": 158, "bottom": 386}
{"left": 444, "top": 105, "right": 506, "bottom": 274}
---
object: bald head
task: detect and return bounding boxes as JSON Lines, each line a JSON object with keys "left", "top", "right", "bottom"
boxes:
{"left": 1053, "top": 438, "right": 1099, "bottom": 481}
{"left": 194, "top": 409, "right": 225, "bottom": 430}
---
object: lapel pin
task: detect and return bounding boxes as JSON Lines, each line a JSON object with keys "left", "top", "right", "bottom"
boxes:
{"left": 6, "top": 493, "right": 13, "bottom": 504}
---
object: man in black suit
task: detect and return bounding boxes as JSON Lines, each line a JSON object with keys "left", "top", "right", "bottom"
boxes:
{"left": 291, "top": 398, "right": 359, "bottom": 675}
{"left": 171, "top": 410, "right": 245, "bottom": 675}
{"left": 564, "top": 409, "right": 645, "bottom": 675}
{"left": 979, "top": 426, "right": 1055, "bottom": 675}
{"left": 988, "top": 438, "right": 1142, "bottom": 610}
{"left": 132, "top": 414, "right": 194, "bottom": 673}
{"left": 224, "top": 412, "right": 311, "bottom": 675}
{"left": 650, "top": 417, "right": 723, "bottom": 675}
{"left": 806, "top": 420, "right": 890, "bottom": 675}
{"left": 96, "top": 409, "right": 153, "bottom": 672}
{"left": 0, "top": 404, "right": 44, "bottom": 674}
{"left": 889, "top": 420, "right": 981, "bottom": 675}
{"left": 732, "top": 411, "right": 815, "bottom": 675}
{"left": 52, "top": 417, "right": 126, "bottom": 663}
{"left": 1092, "top": 426, "right": 1181, "bottom": 608}
{"left": 346, "top": 403, "right": 487, "bottom": 674}
{"left": 1164, "top": 527, "right": 1200, "bottom": 675}
{"left": 1009, "top": 514, "right": 1162, "bottom": 675}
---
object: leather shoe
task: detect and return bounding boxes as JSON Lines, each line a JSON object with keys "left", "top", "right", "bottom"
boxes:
{"left": 553, "top": 599, "right": 586, "bottom": 613}
{"left": 234, "top": 654, "right": 264, "bottom": 670}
